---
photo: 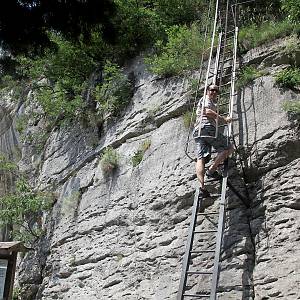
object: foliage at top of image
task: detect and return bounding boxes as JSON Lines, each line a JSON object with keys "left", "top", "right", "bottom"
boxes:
{"left": 0, "top": 0, "right": 299, "bottom": 129}
{"left": 0, "top": 0, "right": 116, "bottom": 55}
{"left": 15, "top": 32, "right": 100, "bottom": 116}
{"left": 100, "top": 147, "right": 120, "bottom": 175}
{"left": 238, "top": 0, "right": 300, "bottom": 52}
{"left": 2, "top": 32, "right": 132, "bottom": 128}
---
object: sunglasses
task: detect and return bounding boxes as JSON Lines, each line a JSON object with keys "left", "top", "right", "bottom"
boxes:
{"left": 209, "top": 89, "right": 218, "bottom": 92}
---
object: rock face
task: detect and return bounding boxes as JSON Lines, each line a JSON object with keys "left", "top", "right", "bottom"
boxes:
{"left": 0, "top": 40, "right": 299, "bottom": 300}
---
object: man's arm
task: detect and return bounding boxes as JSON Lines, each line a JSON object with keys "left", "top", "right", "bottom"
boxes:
{"left": 204, "top": 108, "right": 232, "bottom": 123}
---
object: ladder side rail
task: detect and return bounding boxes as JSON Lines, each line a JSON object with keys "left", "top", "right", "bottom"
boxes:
{"left": 210, "top": 162, "right": 229, "bottom": 300}
{"left": 177, "top": 191, "right": 201, "bottom": 300}
{"left": 184, "top": 0, "right": 215, "bottom": 162}
{"left": 209, "top": 25, "right": 239, "bottom": 300}
{"left": 213, "top": 32, "right": 223, "bottom": 140}
{"left": 228, "top": 26, "right": 239, "bottom": 137}
{"left": 197, "top": 0, "right": 220, "bottom": 138}
{"left": 216, "top": 0, "right": 230, "bottom": 85}
{"left": 213, "top": 32, "right": 223, "bottom": 85}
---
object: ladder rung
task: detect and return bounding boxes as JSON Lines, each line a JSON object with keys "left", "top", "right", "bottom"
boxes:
{"left": 220, "top": 43, "right": 233, "bottom": 49}
{"left": 191, "top": 250, "right": 215, "bottom": 254}
{"left": 220, "top": 91, "right": 231, "bottom": 95}
{"left": 183, "top": 294, "right": 210, "bottom": 298}
{"left": 220, "top": 82, "right": 231, "bottom": 87}
{"left": 187, "top": 271, "right": 213, "bottom": 275}
{"left": 223, "top": 57, "right": 232, "bottom": 62}
{"left": 221, "top": 65, "right": 233, "bottom": 70}
{"left": 219, "top": 101, "right": 229, "bottom": 106}
{"left": 226, "top": 29, "right": 236, "bottom": 34}
{"left": 206, "top": 177, "right": 222, "bottom": 182}
{"left": 194, "top": 230, "right": 217, "bottom": 234}
{"left": 198, "top": 212, "right": 219, "bottom": 215}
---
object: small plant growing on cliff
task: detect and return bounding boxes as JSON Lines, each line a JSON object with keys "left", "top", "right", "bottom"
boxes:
{"left": 281, "top": 34, "right": 300, "bottom": 65}
{"left": 236, "top": 66, "right": 266, "bottom": 89}
{"left": 100, "top": 147, "right": 120, "bottom": 174}
{"left": 146, "top": 104, "right": 161, "bottom": 121}
{"left": 61, "top": 191, "right": 81, "bottom": 218}
{"left": 183, "top": 110, "right": 196, "bottom": 129}
{"left": 131, "top": 139, "right": 151, "bottom": 167}
{"left": 94, "top": 61, "right": 132, "bottom": 119}
{"left": 275, "top": 68, "right": 300, "bottom": 89}
{"left": 282, "top": 100, "right": 300, "bottom": 121}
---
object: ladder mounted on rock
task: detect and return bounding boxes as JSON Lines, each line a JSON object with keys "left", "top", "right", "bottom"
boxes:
{"left": 178, "top": 0, "right": 239, "bottom": 299}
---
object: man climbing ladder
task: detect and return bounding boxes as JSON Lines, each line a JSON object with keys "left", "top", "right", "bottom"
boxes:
{"left": 193, "top": 84, "right": 234, "bottom": 198}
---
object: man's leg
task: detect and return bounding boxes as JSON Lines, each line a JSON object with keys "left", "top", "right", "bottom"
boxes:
{"left": 196, "top": 158, "right": 206, "bottom": 189}
{"left": 207, "top": 144, "right": 234, "bottom": 173}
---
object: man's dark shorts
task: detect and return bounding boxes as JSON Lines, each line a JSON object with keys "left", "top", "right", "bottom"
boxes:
{"left": 193, "top": 125, "right": 232, "bottom": 163}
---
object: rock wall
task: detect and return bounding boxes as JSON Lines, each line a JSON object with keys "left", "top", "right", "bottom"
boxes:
{"left": 1, "top": 39, "right": 299, "bottom": 299}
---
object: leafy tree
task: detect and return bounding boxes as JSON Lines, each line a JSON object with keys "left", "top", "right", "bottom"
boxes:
{"left": 0, "top": 0, "right": 117, "bottom": 55}
{"left": 281, "top": 0, "right": 300, "bottom": 23}
{"left": 112, "top": 0, "right": 164, "bottom": 58}
{"left": 0, "top": 178, "right": 52, "bottom": 243}
{"left": 153, "top": 0, "right": 205, "bottom": 26}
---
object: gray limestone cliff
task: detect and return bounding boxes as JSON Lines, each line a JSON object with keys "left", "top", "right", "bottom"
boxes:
{"left": 0, "top": 38, "right": 299, "bottom": 299}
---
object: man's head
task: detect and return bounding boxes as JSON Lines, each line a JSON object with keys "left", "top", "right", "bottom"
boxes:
{"left": 206, "top": 84, "right": 219, "bottom": 100}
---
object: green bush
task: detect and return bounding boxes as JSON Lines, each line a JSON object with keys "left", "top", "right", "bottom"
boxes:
{"left": 239, "top": 20, "right": 300, "bottom": 52}
{"left": 281, "top": 34, "right": 300, "bottom": 65}
{"left": 275, "top": 68, "right": 300, "bottom": 88}
{"left": 100, "top": 147, "right": 120, "bottom": 174}
{"left": 236, "top": 66, "right": 266, "bottom": 88}
{"left": 13, "top": 32, "right": 105, "bottom": 124}
{"left": 131, "top": 139, "right": 151, "bottom": 167}
{"left": 145, "top": 23, "right": 210, "bottom": 76}
{"left": 94, "top": 61, "right": 132, "bottom": 119}
{"left": 0, "top": 154, "right": 18, "bottom": 173}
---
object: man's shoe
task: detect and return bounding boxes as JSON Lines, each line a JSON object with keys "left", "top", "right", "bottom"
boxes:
{"left": 198, "top": 188, "right": 210, "bottom": 198}
{"left": 205, "top": 170, "right": 222, "bottom": 180}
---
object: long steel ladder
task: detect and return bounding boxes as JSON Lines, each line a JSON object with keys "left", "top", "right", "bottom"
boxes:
{"left": 178, "top": 1, "right": 239, "bottom": 299}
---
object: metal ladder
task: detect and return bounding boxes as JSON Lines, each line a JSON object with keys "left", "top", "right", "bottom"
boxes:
{"left": 177, "top": 0, "right": 239, "bottom": 299}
